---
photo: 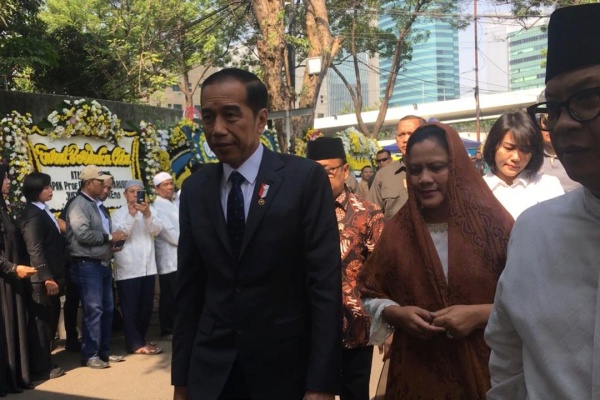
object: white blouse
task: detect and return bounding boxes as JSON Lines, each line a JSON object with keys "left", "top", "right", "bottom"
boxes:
{"left": 362, "top": 228, "right": 448, "bottom": 345}
{"left": 483, "top": 172, "right": 564, "bottom": 220}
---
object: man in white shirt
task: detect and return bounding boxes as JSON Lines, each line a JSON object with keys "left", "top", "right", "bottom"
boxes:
{"left": 485, "top": 4, "right": 600, "bottom": 399}
{"left": 111, "top": 179, "right": 162, "bottom": 355}
{"left": 152, "top": 172, "right": 178, "bottom": 340}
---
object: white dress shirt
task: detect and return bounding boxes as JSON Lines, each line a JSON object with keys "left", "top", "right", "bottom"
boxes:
{"left": 483, "top": 171, "right": 564, "bottom": 219}
{"left": 220, "top": 144, "right": 264, "bottom": 221}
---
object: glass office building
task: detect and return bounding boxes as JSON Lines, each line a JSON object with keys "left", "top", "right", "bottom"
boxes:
{"left": 508, "top": 26, "right": 547, "bottom": 91}
{"left": 379, "top": 16, "right": 460, "bottom": 107}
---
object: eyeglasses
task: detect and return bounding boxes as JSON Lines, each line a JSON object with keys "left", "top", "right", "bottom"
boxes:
{"left": 527, "top": 86, "right": 600, "bottom": 131}
{"left": 322, "top": 163, "right": 344, "bottom": 176}
{"left": 375, "top": 157, "right": 390, "bottom": 164}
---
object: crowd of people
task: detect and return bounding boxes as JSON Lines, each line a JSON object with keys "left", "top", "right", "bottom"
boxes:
{"left": 170, "top": 4, "right": 599, "bottom": 399}
{"left": 1, "top": 3, "right": 599, "bottom": 399}
{"left": 0, "top": 164, "right": 183, "bottom": 395}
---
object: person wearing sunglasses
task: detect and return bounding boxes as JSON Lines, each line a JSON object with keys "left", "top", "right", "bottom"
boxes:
{"left": 485, "top": 4, "right": 600, "bottom": 400}
{"left": 368, "top": 115, "right": 426, "bottom": 220}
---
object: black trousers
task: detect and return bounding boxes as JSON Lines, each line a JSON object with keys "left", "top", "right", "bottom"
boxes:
{"left": 341, "top": 345, "right": 373, "bottom": 400}
{"left": 64, "top": 263, "right": 80, "bottom": 343}
{"left": 158, "top": 271, "right": 177, "bottom": 336}
{"left": 27, "top": 283, "right": 60, "bottom": 375}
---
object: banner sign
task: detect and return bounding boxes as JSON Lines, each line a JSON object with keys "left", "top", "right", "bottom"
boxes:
{"left": 28, "top": 133, "right": 138, "bottom": 212}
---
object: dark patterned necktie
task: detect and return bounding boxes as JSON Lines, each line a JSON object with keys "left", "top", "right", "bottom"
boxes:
{"left": 227, "top": 171, "right": 246, "bottom": 258}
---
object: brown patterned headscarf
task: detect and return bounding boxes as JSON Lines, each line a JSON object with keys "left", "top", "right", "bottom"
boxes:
{"left": 358, "top": 122, "right": 513, "bottom": 399}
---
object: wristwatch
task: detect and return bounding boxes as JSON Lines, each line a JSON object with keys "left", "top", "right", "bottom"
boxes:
{"left": 108, "top": 234, "right": 113, "bottom": 242}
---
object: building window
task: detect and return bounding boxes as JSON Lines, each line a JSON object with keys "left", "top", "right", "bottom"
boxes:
{"left": 172, "top": 85, "right": 180, "bottom": 92}
{"left": 173, "top": 104, "right": 183, "bottom": 110}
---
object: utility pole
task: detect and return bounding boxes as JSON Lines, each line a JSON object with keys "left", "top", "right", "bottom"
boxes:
{"left": 474, "top": 0, "right": 481, "bottom": 141}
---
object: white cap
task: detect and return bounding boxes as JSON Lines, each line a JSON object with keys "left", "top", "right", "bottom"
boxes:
{"left": 153, "top": 172, "right": 173, "bottom": 187}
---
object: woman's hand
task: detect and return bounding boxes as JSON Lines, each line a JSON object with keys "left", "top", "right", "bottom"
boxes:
{"left": 15, "top": 265, "right": 37, "bottom": 279}
{"left": 430, "top": 304, "right": 492, "bottom": 339}
{"left": 383, "top": 305, "right": 446, "bottom": 340}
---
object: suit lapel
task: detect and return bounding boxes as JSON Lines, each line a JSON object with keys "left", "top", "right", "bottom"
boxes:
{"left": 202, "top": 164, "right": 233, "bottom": 257}
{"left": 239, "top": 149, "right": 284, "bottom": 257}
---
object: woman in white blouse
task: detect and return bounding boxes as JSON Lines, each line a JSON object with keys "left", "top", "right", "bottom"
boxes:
{"left": 482, "top": 110, "right": 564, "bottom": 219}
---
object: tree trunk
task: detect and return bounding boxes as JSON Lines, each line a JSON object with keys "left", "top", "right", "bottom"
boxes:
{"left": 297, "top": 0, "right": 342, "bottom": 134}
{"left": 250, "top": 0, "right": 291, "bottom": 152}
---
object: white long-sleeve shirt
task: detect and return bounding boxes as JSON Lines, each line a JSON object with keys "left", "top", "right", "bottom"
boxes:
{"left": 153, "top": 195, "right": 179, "bottom": 275}
{"left": 485, "top": 188, "right": 600, "bottom": 400}
{"left": 111, "top": 205, "right": 162, "bottom": 281}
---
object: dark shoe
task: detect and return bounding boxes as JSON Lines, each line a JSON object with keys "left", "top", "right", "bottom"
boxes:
{"left": 100, "top": 354, "right": 125, "bottom": 363}
{"left": 160, "top": 334, "right": 173, "bottom": 341}
{"left": 49, "top": 366, "right": 65, "bottom": 379}
{"left": 32, "top": 365, "right": 65, "bottom": 380}
{"left": 85, "top": 358, "right": 109, "bottom": 369}
{"left": 65, "top": 339, "right": 82, "bottom": 352}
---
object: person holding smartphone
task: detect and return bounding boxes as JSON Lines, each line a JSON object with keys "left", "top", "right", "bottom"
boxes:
{"left": 111, "top": 179, "right": 163, "bottom": 355}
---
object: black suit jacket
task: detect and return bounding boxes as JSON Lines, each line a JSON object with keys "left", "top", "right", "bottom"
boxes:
{"left": 20, "top": 203, "right": 68, "bottom": 287}
{"left": 172, "top": 148, "right": 343, "bottom": 399}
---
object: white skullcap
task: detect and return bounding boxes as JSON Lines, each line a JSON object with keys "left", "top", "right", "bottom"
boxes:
{"left": 153, "top": 172, "right": 173, "bottom": 187}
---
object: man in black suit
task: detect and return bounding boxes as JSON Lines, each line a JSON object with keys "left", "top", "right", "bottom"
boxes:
{"left": 172, "top": 68, "right": 343, "bottom": 400}
{"left": 20, "top": 172, "right": 68, "bottom": 380}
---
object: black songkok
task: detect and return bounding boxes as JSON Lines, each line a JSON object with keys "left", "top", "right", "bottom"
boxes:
{"left": 306, "top": 137, "right": 346, "bottom": 161}
{"left": 546, "top": 3, "right": 600, "bottom": 83}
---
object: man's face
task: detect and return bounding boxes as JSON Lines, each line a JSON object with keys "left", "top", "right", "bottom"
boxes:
{"left": 99, "top": 179, "right": 113, "bottom": 201}
{"left": 360, "top": 166, "right": 373, "bottom": 181}
{"left": 540, "top": 129, "right": 552, "bottom": 145}
{"left": 124, "top": 185, "right": 143, "bottom": 205}
{"left": 201, "top": 79, "right": 267, "bottom": 169}
{"left": 396, "top": 118, "right": 422, "bottom": 154}
{"left": 155, "top": 179, "right": 175, "bottom": 200}
{"left": 316, "top": 158, "right": 349, "bottom": 199}
{"left": 375, "top": 152, "right": 392, "bottom": 169}
{"left": 85, "top": 179, "right": 105, "bottom": 199}
{"left": 546, "top": 64, "right": 600, "bottom": 196}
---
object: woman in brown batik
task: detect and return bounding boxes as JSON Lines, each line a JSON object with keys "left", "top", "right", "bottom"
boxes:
{"left": 359, "top": 123, "right": 513, "bottom": 399}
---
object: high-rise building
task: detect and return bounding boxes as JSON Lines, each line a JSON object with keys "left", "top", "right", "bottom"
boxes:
{"left": 379, "top": 17, "right": 460, "bottom": 107}
{"left": 508, "top": 25, "right": 547, "bottom": 91}
{"left": 311, "top": 52, "right": 380, "bottom": 118}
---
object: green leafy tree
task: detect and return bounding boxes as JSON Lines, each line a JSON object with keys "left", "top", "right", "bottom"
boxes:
{"left": 39, "top": 0, "right": 242, "bottom": 104}
{"left": 0, "top": 0, "right": 57, "bottom": 90}
{"left": 30, "top": 26, "right": 121, "bottom": 98}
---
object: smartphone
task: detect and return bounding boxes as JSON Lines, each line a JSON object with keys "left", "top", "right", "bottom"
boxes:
{"left": 136, "top": 190, "right": 146, "bottom": 204}
{"left": 112, "top": 239, "right": 126, "bottom": 248}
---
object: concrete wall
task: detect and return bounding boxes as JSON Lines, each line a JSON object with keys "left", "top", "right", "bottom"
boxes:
{"left": 0, "top": 90, "right": 181, "bottom": 129}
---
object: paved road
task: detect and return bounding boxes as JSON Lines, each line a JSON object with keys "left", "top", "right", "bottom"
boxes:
{"left": 9, "top": 313, "right": 385, "bottom": 400}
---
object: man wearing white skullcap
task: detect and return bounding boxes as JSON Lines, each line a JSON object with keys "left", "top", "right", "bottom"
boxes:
{"left": 151, "top": 172, "right": 178, "bottom": 339}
